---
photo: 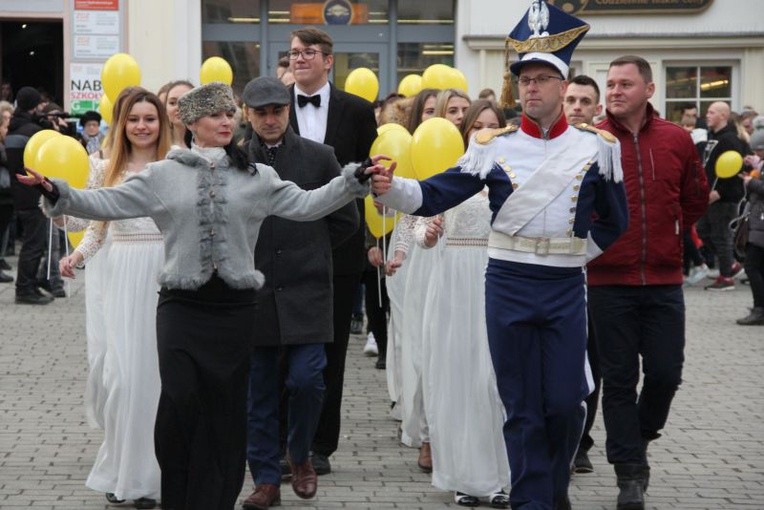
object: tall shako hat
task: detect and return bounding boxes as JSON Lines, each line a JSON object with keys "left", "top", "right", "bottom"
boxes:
{"left": 499, "top": 0, "right": 590, "bottom": 107}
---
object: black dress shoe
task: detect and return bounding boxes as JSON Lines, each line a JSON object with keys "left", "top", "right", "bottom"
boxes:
{"left": 105, "top": 493, "right": 125, "bottom": 503}
{"left": 0, "top": 270, "right": 13, "bottom": 283}
{"left": 310, "top": 452, "right": 331, "bottom": 475}
{"left": 573, "top": 449, "right": 593, "bottom": 473}
{"left": 375, "top": 355, "right": 387, "bottom": 370}
{"left": 15, "top": 292, "right": 54, "bottom": 305}
{"left": 0, "top": 259, "right": 11, "bottom": 270}
{"left": 133, "top": 497, "right": 157, "bottom": 509}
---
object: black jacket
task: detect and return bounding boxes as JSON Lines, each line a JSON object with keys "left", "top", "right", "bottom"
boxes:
{"left": 703, "top": 123, "right": 747, "bottom": 203}
{"left": 6, "top": 112, "right": 45, "bottom": 211}
{"left": 746, "top": 177, "right": 764, "bottom": 249}
{"left": 248, "top": 127, "right": 359, "bottom": 346}
{"left": 289, "top": 83, "right": 377, "bottom": 276}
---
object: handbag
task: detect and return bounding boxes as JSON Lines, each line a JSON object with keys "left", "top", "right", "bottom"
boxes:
{"left": 733, "top": 213, "right": 749, "bottom": 261}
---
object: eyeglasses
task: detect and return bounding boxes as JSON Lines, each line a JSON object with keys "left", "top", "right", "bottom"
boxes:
{"left": 516, "top": 75, "right": 563, "bottom": 87}
{"left": 287, "top": 49, "right": 326, "bottom": 60}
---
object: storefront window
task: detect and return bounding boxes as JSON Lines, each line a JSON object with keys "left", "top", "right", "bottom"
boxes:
{"left": 398, "top": 0, "right": 455, "bottom": 25}
{"left": 203, "top": 41, "right": 261, "bottom": 97}
{"left": 268, "top": 0, "right": 388, "bottom": 25}
{"left": 203, "top": 0, "right": 261, "bottom": 23}
{"left": 397, "top": 42, "right": 453, "bottom": 86}
{"left": 665, "top": 65, "right": 732, "bottom": 122}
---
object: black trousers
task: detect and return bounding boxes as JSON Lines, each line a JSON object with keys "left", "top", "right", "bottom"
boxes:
{"left": 15, "top": 208, "right": 48, "bottom": 295}
{"left": 588, "top": 285, "right": 685, "bottom": 466}
{"left": 744, "top": 243, "right": 764, "bottom": 308}
{"left": 579, "top": 308, "right": 601, "bottom": 453}
{"left": 312, "top": 272, "right": 362, "bottom": 457}
{"left": 697, "top": 202, "right": 739, "bottom": 276}
{"left": 155, "top": 279, "right": 257, "bottom": 510}
{"left": 363, "top": 269, "right": 389, "bottom": 357}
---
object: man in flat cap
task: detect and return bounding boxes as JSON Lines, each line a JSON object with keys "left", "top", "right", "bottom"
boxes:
{"left": 371, "top": 1, "right": 629, "bottom": 508}
{"left": 240, "top": 76, "right": 358, "bottom": 510}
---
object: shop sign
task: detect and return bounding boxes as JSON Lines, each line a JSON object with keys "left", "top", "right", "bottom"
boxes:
{"left": 547, "top": 0, "right": 713, "bottom": 15}
{"left": 323, "top": 0, "right": 354, "bottom": 25}
{"left": 74, "top": 0, "right": 119, "bottom": 10}
{"left": 69, "top": 63, "right": 104, "bottom": 116}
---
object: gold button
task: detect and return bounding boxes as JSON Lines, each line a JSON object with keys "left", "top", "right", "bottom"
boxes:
{"left": 512, "top": 183, "right": 519, "bottom": 189}
{"left": 509, "top": 172, "right": 516, "bottom": 179}
{"left": 576, "top": 174, "right": 584, "bottom": 180}
{"left": 569, "top": 207, "right": 576, "bottom": 213}
{"left": 569, "top": 218, "right": 575, "bottom": 224}
{"left": 498, "top": 157, "right": 506, "bottom": 163}
{"left": 573, "top": 185, "right": 580, "bottom": 191}
{"left": 571, "top": 195, "right": 578, "bottom": 202}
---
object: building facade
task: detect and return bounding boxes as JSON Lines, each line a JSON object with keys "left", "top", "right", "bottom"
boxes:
{"left": 1, "top": 0, "right": 762, "bottom": 119}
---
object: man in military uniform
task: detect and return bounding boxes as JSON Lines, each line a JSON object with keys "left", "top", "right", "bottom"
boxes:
{"left": 371, "top": 2, "right": 628, "bottom": 508}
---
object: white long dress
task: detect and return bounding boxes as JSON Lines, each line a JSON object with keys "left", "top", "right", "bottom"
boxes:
{"left": 62, "top": 157, "right": 110, "bottom": 429}
{"left": 384, "top": 214, "right": 417, "bottom": 419}
{"left": 84, "top": 170, "right": 163, "bottom": 501}
{"left": 419, "top": 191, "right": 510, "bottom": 496}
{"left": 398, "top": 216, "right": 441, "bottom": 447}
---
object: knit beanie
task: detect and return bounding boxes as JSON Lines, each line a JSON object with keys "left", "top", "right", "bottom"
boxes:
{"left": 15, "top": 86, "right": 42, "bottom": 112}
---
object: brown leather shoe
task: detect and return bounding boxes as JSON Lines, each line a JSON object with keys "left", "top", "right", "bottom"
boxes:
{"left": 418, "top": 441, "right": 433, "bottom": 473}
{"left": 288, "top": 457, "right": 318, "bottom": 499}
{"left": 242, "top": 484, "right": 281, "bottom": 510}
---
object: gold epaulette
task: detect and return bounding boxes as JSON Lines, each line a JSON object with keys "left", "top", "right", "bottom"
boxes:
{"left": 475, "top": 125, "right": 518, "bottom": 145}
{"left": 575, "top": 123, "right": 617, "bottom": 144}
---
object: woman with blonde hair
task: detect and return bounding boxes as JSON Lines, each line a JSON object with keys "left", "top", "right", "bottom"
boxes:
{"left": 434, "top": 88, "right": 472, "bottom": 129}
{"left": 58, "top": 87, "right": 171, "bottom": 508}
{"left": 163, "top": 80, "right": 194, "bottom": 148}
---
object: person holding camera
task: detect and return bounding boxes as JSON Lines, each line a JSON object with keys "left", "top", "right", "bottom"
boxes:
{"left": 5, "top": 86, "right": 60, "bottom": 304}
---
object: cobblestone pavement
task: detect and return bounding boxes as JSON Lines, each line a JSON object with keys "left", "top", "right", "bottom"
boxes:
{"left": 1, "top": 257, "right": 763, "bottom": 509}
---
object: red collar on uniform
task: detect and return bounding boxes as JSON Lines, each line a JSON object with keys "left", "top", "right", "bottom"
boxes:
{"left": 521, "top": 111, "right": 569, "bottom": 140}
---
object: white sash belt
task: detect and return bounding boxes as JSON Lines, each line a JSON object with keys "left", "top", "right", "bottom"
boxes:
{"left": 488, "top": 231, "right": 586, "bottom": 256}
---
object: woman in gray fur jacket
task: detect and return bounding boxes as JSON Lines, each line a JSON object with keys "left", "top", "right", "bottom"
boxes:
{"left": 20, "top": 82, "right": 386, "bottom": 510}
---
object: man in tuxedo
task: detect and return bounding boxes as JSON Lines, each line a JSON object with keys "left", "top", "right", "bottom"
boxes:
{"left": 287, "top": 26, "right": 377, "bottom": 475}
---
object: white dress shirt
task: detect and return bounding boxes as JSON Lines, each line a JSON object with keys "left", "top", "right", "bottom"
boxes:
{"left": 293, "top": 82, "right": 330, "bottom": 144}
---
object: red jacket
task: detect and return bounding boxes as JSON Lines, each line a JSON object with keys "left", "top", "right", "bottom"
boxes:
{"left": 588, "top": 104, "right": 709, "bottom": 286}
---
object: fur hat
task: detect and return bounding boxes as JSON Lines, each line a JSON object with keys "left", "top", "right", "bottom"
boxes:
{"left": 178, "top": 82, "right": 236, "bottom": 125}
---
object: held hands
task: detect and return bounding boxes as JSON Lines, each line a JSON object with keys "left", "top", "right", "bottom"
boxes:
{"left": 59, "top": 251, "right": 84, "bottom": 279}
{"left": 368, "top": 246, "right": 385, "bottom": 267}
{"left": 16, "top": 167, "right": 53, "bottom": 192}
{"left": 356, "top": 154, "right": 394, "bottom": 183}
{"left": 423, "top": 216, "right": 444, "bottom": 248}
{"left": 370, "top": 159, "right": 396, "bottom": 195}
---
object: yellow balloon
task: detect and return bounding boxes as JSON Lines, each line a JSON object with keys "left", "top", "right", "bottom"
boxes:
{"left": 36, "top": 136, "right": 90, "bottom": 189}
{"left": 98, "top": 94, "right": 113, "bottom": 125}
{"left": 67, "top": 230, "right": 84, "bottom": 250}
{"left": 371, "top": 127, "right": 416, "bottom": 180}
{"left": 345, "top": 67, "right": 379, "bottom": 103}
{"left": 23, "top": 130, "right": 61, "bottom": 170}
{"left": 715, "top": 150, "right": 743, "bottom": 178}
{"left": 200, "top": 57, "right": 234, "bottom": 85}
{"left": 101, "top": 53, "right": 141, "bottom": 102}
{"left": 411, "top": 117, "right": 465, "bottom": 180}
{"left": 398, "top": 74, "right": 423, "bottom": 97}
{"left": 450, "top": 68, "right": 468, "bottom": 93}
{"left": 365, "top": 195, "right": 396, "bottom": 238}
{"left": 377, "top": 123, "right": 407, "bottom": 137}
{"left": 421, "top": 64, "right": 454, "bottom": 90}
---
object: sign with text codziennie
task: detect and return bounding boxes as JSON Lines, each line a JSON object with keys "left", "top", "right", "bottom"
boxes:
{"left": 547, "top": 0, "right": 713, "bottom": 15}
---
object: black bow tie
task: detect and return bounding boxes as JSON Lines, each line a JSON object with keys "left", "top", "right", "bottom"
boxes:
{"left": 297, "top": 94, "right": 321, "bottom": 108}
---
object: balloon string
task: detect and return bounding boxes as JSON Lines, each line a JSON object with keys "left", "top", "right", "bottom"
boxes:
{"left": 710, "top": 177, "right": 718, "bottom": 192}
{"left": 46, "top": 218, "right": 53, "bottom": 280}
{"left": 376, "top": 237, "right": 382, "bottom": 308}
{"left": 63, "top": 220, "right": 70, "bottom": 295}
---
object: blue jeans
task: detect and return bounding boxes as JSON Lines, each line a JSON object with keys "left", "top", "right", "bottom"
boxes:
{"left": 246, "top": 343, "right": 326, "bottom": 485}
{"left": 588, "top": 285, "right": 685, "bottom": 465}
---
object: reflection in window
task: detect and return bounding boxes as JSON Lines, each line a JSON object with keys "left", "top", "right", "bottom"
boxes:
{"left": 398, "top": 0, "right": 455, "bottom": 24}
{"left": 202, "top": 41, "right": 261, "bottom": 98}
{"left": 333, "top": 52, "right": 380, "bottom": 91}
{"left": 268, "top": 0, "right": 388, "bottom": 24}
{"left": 665, "top": 65, "right": 732, "bottom": 123}
{"left": 397, "top": 42, "right": 454, "bottom": 88}
{"left": 203, "top": 0, "right": 261, "bottom": 23}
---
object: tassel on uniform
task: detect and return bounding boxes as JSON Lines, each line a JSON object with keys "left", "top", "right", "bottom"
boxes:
{"left": 596, "top": 134, "right": 623, "bottom": 183}
{"left": 499, "top": 40, "right": 516, "bottom": 109}
{"left": 457, "top": 138, "right": 495, "bottom": 179}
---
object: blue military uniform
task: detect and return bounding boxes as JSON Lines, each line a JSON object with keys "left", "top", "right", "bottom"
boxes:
{"left": 377, "top": 5, "right": 629, "bottom": 506}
